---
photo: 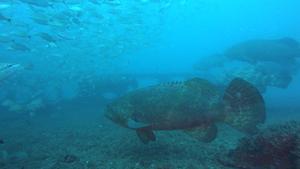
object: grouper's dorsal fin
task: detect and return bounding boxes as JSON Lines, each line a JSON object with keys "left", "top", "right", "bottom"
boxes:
{"left": 159, "top": 81, "right": 184, "bottom": 88}
{"left": 185, "top": 78, "right": 218, "bottom": 95}
{"left": 185, "top": 78, "right": 213, "bottom": 87}
{"left": 127, "top": 119, "right": 150, "bottom": 129}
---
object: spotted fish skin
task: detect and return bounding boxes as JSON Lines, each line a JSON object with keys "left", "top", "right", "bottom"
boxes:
{"left": 105, "top": 77, "right": 265, "bottom": 143}
{"left": 106, "top": 78, "right": 221, "bottom": 130}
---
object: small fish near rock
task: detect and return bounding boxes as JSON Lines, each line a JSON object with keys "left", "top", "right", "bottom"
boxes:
{"left": 62, "top": 154, "right": 79, "bottom": 163}
{"left": 49, "top": 154, "right": 82, "bottom": 169}
{"left": 105, "top": 77, "right": 265, "bottom": 144}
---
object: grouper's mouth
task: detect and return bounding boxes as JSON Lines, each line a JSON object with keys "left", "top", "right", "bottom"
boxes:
{"left": 104, "top": 105, "right": 121, "bottom": 123}
{"left": 104, "top": 104, "right": 114, "bottom": 118}
{"left": 104, "top": 110, "right": 113, "bottom": 121}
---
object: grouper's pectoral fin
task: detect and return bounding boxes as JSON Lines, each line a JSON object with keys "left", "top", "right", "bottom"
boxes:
{"left": 127, "top": 119, "right": 150, "bottom": 129}
{"left": 136, "top": 128, "right": 156, "bottom": 144}
{"left": 184, "top": 124, "right": 218, "bottom": 142}
{"left": 127, "top": 119, "right": 156, "bottom": 144}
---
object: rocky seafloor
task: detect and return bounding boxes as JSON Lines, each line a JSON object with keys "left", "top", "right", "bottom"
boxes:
{"left": 0, "top": 99, "right": 299, "bottom": 169}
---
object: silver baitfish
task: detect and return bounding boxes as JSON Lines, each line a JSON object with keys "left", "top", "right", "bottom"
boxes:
{"left": 0, "top": 63, "right": 22, "bottom": 82}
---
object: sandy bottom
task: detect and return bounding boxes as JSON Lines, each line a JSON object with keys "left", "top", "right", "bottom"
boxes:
{"left": 0, "top": 99, "right": 297, "bottom": 169}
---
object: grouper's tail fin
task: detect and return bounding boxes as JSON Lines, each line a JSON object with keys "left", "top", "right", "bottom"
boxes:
{"left": 223, "top": 78, "right": 265, "bottom": 134}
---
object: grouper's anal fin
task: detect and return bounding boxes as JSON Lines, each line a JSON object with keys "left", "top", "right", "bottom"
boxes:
{"left": 136, "top": 128, "right": 156, "bottom": 144}
{"left": 184, "top": 124, "right": 218, "bottom": 142}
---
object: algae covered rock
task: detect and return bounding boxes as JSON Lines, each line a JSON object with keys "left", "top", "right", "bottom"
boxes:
{"left": 219, "top": 121, "right": 300, "bottom": 169}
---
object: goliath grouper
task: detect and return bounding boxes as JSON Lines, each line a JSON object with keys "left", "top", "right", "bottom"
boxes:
{"left": 224, "top": 37, "right": 300, "bottom": 65}
{"left": 105, "top": 78, "right": 265, "bottom": 144}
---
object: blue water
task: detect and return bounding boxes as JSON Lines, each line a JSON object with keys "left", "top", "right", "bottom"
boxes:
{"left": 0, "top": 0, "right": 300, "bottom": 169}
